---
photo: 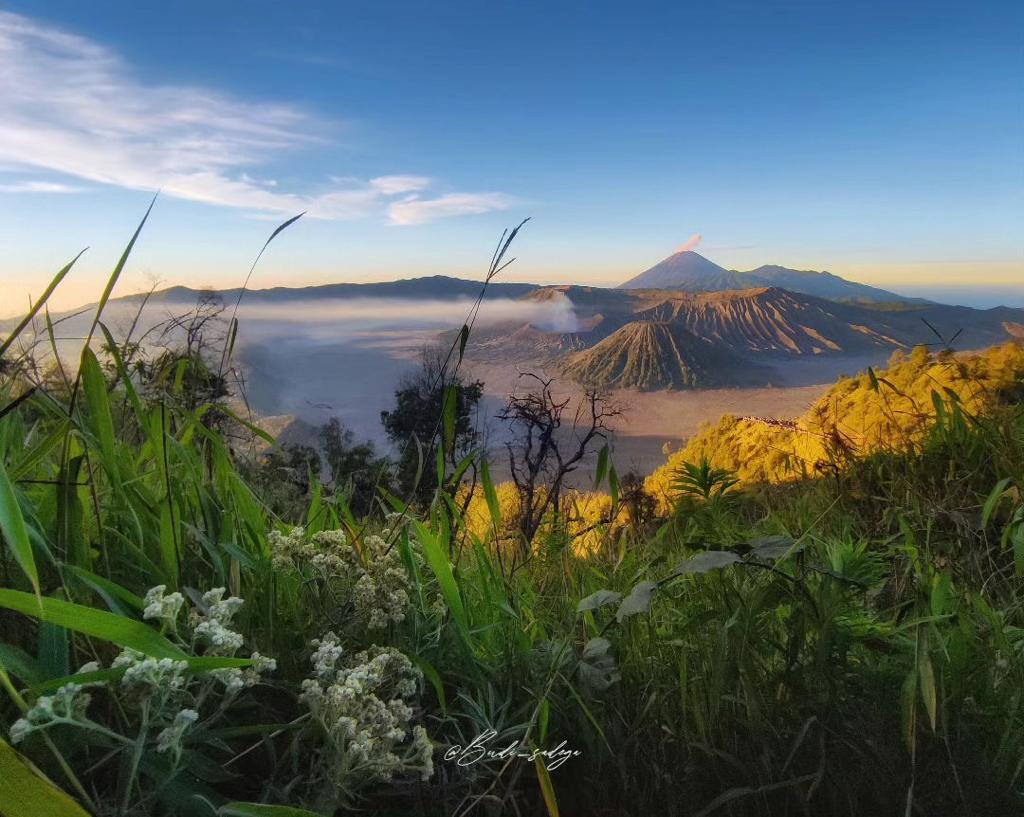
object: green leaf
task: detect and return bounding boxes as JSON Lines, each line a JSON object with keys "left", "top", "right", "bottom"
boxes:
{"left": 577, "top": 637, "right": 620, "bottom": 693}
{"left": 0, "top": 249, "right": 86, "bottom": 359}
{"left": 56, "top": 455, "right": 87, "bottom": 570}
{"left": 0, "top": 589, "right": 185, "bottom": 659}
{"left": 80, "top": 347, "right": 118, "bottom": 479}
{"left": 982, "top": 477, "right": 1012, "bottom": 528}
{"left": 0, "top": 644, "right": 43, "bottom": 686}
{"left": 218, "top": 803, "right": 325, "bottom": 817}
{"left": 413, "top": 522, "right": 469, "bottom": 640}
{"left": 457, "top": 324, "right": 470, "bottom": 363}
{"left": 413, "top": 656, "right": 447, "bottom": 714}
{"left": 84, "top": 195, "right": 156, "bottom": 348}
{"left": 442, "top": 383, "right": 457, "bottom": 454}
{"left": 918, "top": 642, "right": 937, "bottom": 731}
{"left": 0, "top": 737, "right": 91, "bottom": 817}
{"left": 534, "top": 751, "right": 561, "bottom": 817}
{"left": 616, "top": 580, "right": 657, "bottom": 622}
{"left": 673, "top": 550, "right": 741, "bottom": 576}
{"left": 480, "top": 459, "right": 502, "bottom": 532}
{"left": 747, "top": 536, "right": 801, "bottom": 562}
{"left": 576, "top": 589, "right": 622, "bottom": 613}
{"left": 38, "top": 622, "right": 69, "bottom": 681}
{"left": 866, "top": 366, "right": 879, "bottom": 391}
{"left": 594, "top": 444, "right": 608, "bottom": 488}
{"left": 0, "top": 456, "right": 38, "bottom": 595}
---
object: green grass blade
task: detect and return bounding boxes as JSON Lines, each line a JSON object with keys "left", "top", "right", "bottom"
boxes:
{"left": 84, "top": 195, "right": 156, "bottom": 349}
{"left": 0, "top": 249, "right": 87, "bottom": 359}
{"left": 0, "top": 589, "right": 185, "bottom": 658}
{"left": 0, "top": 456, "right": 39, "bottom": 595}
{"left": 0, "top": 738, "right": 91, "bottom": 817}
{"left": 413, "top": 521, "right": 469, "bottom": 639}
{"left": 79, "top": 347, "right": 118, "bottom": 479}
{"left": 218, "top": 803, "right": 325, "bottom": 817}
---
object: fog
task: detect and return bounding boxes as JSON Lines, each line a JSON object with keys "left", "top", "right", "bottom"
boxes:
{"left": 5, "top": 293, "right": 578, "bottom": 447}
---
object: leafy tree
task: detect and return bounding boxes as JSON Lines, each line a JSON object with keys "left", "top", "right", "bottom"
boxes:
{"left": 245, "top": 442, "right": 322, "bottom": 521}
{"left": 319, "top": 418, "right": 391, "bottom": 516}
{"left": 380, "top": 348, "right": 483, "bottom": 505}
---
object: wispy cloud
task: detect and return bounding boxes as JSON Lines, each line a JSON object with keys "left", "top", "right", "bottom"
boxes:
{"left": 0, "top": 180, "right": 85, "bottom": 193}
{"left": 0, "top": 11, "right": 512, "bottom": 224}
{"left": 389, "top": 193, "right": 514, "bottom": 225}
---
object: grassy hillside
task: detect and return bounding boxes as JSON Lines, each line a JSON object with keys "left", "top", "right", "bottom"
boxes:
{"left": 2, "top": 221, "right": 1024, "bottom": 816}
{"left": 647, "top": 343, "right": 1024, "bottom": 507}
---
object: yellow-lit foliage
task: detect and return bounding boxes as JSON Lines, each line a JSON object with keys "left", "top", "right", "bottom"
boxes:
{"left": 460, "top": 481, "right": 621, "bottom": 556}
{"left": 646, "top": 343, "right": 1024, "bottom": 510}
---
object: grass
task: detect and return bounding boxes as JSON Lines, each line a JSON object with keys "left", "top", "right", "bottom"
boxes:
{"left": 0, "top": 215, "right": 1023, "bottom": 816}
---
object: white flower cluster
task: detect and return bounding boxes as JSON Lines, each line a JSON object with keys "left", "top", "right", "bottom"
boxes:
{"left": 155, "top": 708, "right": 198, "bottom": 756}
{"left": 350, "top": 534, "right": 412, "bottom": 629}
{"left": 113, "top": 650, "right": 188, "bottom": 694}
{"left": 300, "top": 633, "right": 434, "bottom": 785}
{"left": 9, "top": 679, "right": 94, "bottom": 744}
{"left": 8, "top": 586, "right": 275, "bottom": 756}
{"left": 269, "top": 526, "right": 413, "bottom": 630}
{"left": 190, "top": 587, "right": 246, "bottom": 654}
{"left": 142, "top": 584, "right": 185, "bottom": 625}
{"left": 270, "top": 526, "right": 347, "bottom": 572}
{"left": 186, "top": 588, "right": 276, "bottom": 693}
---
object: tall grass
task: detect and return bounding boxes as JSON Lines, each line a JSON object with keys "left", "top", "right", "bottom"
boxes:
{"left": 0, "top": 212, "right": 1023, "bottom": 816}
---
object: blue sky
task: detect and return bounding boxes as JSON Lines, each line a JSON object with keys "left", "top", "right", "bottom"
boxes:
{"left": 0, "top": 0, "right": 1021, "bottom": 313}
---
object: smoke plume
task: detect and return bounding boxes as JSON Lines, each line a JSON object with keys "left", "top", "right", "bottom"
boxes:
{"left": 675, "top": 233, "right": 702, "bottom": 253}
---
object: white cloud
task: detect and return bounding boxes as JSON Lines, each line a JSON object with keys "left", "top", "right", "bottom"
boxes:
{"left": 0, "top": 12, "right": 511, "bottom": 224}
{"left": 369, "top": 175, "right": 432, "bottom": 195}
{"left": 388, "top": 192, "right": 513, "bottom": 225}
{"left": 0, "top": 180, "right": 85, "bottom": 193}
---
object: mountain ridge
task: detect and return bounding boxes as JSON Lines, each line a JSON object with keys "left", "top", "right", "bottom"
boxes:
{"left": 620, "top": 250, "right": 928, "bottom": 305}
{"left": 560, "top": 320, "right": 772, "bottom": 391}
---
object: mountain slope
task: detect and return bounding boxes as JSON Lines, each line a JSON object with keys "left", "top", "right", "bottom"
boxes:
{"left": 130, "top": 275, "right": 540, "bottom": 305}
{"left": 620, "top": 251, "right": 757, "bottom": 292}
{"left": 635, "top": 287, "right": 919, "bottom": 355}
{"left": 747, "top": 265, "right": 929, "bottom": 304}
{"left": 644, "top": 342, "right": 1024, "bottom": 500}
{"left": 560, "top": 320, "right": 771, "bottom": 390}
{"left": 620, "top": 251, "right": 919, "bottom": 304}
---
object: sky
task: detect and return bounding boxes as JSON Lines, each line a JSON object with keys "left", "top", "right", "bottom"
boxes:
{"left": 0, "top": 0, "right": 1021, "bottom": 315}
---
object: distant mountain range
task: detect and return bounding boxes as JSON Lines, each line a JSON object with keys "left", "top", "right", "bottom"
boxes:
{"left": 134, "top": 275, "right": 538, "bottom": 304}
{"left": 10, "top": 252, "right": 1023, "bottom": 395}
{"left": 619, "top": 250, "right": 930, "bottom": 305}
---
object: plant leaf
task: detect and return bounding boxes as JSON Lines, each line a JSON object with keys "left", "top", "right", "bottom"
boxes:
{"left": 982, "top": 477, "right": 1012, "bottom": 528}
{"left": 480, "top": 459, "right": 502, "bottom": 533}
{"left": 0, "top": 737, "right": 91, "bottom": 817}
{"left": 673, "top": 550, "right": 741, "bottom": 577}
{"left": 0, "top": 457, "right": 39, "bottom": 595}
{"left": 218, "top": 803, "right": 325, "bottom": 817}
{"left": 534, "top": 752, "right": 561, "bottom": 817}
{"left": 576, "top": 589, "right": 622, "bottom": 613}
{"left": 616, "top": 580, "right": 657, "bottom": 622}
{"left": 747, "top": 536, "right": 802, "bottom": 562}
{"left": 0, "top": 589, "right": 185, "bottom": 659}
{"left": 413, "top": 522, "right": 469, "bottom": 641}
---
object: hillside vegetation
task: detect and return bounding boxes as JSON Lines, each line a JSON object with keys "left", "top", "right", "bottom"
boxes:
{"left": 2, "top": 219, "right": 1024, "bottom": 817}
{"left": 647, "top": 342, "right": 1024, "bottom": 505}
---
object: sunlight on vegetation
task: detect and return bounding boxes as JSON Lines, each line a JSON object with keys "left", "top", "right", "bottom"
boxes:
{"left": 1, "top": 213, "right": 1023, "bottom": 816}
